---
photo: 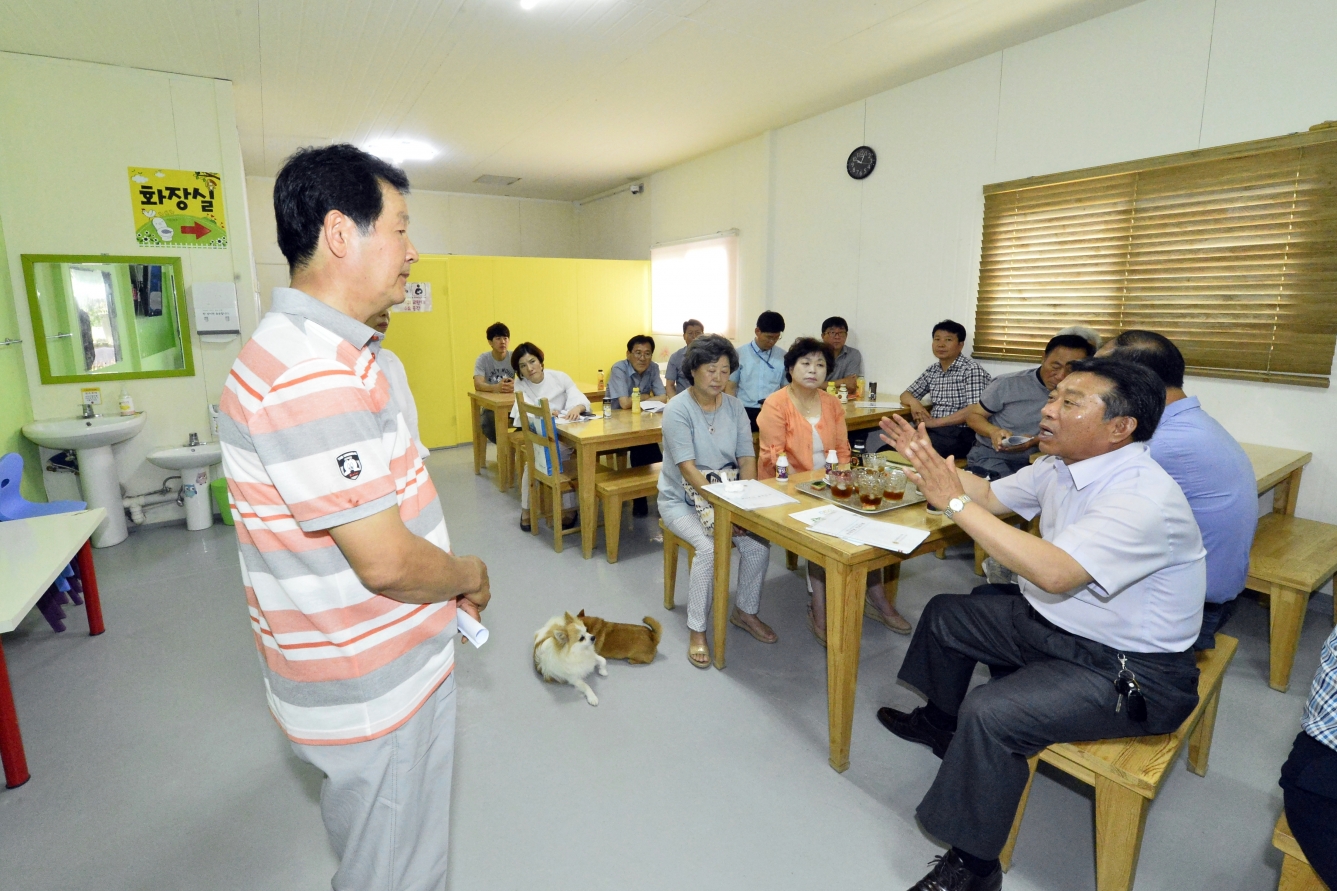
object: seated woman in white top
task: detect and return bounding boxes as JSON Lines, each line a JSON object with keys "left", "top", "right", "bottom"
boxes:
{"left": 510, "top": 342, "right": 591, "bottom": 532}
{"left": 367, "top": 309, "right": 429, "bottom": 460}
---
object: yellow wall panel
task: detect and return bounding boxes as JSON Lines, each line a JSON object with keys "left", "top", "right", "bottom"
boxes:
{"left": 388, "top": 254, "right": 649, "bottom": 448}
{"left": 384, "top": 257, "right": 456, "bottom": 447}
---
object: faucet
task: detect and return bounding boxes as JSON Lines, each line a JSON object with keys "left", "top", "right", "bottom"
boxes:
{"left": 188, "top": 432, "right": 200, "bottom": 447}
{"left": 82, "top": 403, "right": 95, "bottom": 419}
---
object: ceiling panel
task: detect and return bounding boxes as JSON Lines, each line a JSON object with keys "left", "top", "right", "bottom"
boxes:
{"left": 0, "top": 0, "right": 1144, "bottom": 200}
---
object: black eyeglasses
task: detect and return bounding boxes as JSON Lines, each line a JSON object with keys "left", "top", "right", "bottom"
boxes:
{"left": 1114, "top": 654, "right": 1147, "bottom": 722}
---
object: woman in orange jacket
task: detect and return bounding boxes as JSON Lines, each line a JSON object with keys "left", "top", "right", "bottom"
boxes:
{"left": 757, "top": 337, "right": 911, "bottom": 641}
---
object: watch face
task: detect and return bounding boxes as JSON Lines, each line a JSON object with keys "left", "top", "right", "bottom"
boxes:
{"left": 847, "top": 145, "right": 877, "bottom": 180}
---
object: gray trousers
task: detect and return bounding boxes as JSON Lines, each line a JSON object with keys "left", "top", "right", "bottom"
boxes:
{"left": 898, "top": 592, "right": 1199, "bottom": 860}
{"left": 292, "top": 674, "right": 457, "bottom": 891}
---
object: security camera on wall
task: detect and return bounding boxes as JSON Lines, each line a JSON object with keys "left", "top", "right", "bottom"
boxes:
{"left": 630, "top": 183, "right": 644, "bottom": 195}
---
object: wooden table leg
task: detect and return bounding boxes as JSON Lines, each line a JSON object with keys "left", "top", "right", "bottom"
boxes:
{"left": 825, "top": 560, "right": 863, "bottom": 772}
{"left": 712, "top": 506, "right": 734, "bottom": 670}
{"left": 1093, "top": 776, "right": 1150, "bottom": 891}
{"left": 1269, "top": 582, "right": 1309, "bottom": 692}
{"left": 491, "top": 407, "right": 510, "bottom": 492}
{"left": 0, "top": 638, "right": 30, "bottom": 788}
{"left": 470, "top": 399, "right": 485, "bottom": 476}
{"left": 578, "top": 444, "right": 599, "bottom": 559}
{"left": 75, "top": 540, "right": 104, "bottom": 636}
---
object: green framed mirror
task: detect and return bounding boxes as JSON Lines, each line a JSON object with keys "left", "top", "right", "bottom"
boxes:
{"left": 22, "top": 254, "right": 195, "bottom": 384}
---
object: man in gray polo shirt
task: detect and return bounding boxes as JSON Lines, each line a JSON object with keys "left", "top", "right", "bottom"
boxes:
{"left": 963, "top": 333, "right": 1093, "bottom": 479}
{"left": 608, "top": 334, "right": 666, "bottom": 515}
{"left": 473, "top": 321, "right": 514, "bottom": 444}
{"left": 822, "top": 315, "right": 864, "bottom": 393}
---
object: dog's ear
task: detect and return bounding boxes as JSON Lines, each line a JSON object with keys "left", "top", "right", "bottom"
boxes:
{"left": 577, "top": 609, "right": 586, "bottom": 617}
{"left": 563, "top": 611, "right": 575, "bottom": 623}
{"left": 552, "top": 627, "right": 568, "bottom": 644}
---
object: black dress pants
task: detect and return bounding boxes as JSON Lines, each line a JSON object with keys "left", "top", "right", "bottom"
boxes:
{"left": 898, "top": 593, "right": 1200, "bottom": 860}
{"left": 926, "top": 424, "right": 976, "bottom": 459}
{"left": 1280, "top": 730, "right": 1337, "bottom": 886}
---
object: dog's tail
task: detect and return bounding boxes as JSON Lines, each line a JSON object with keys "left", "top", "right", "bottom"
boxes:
{"left": 642, "top": 616, "right": 663, "bottom": 646}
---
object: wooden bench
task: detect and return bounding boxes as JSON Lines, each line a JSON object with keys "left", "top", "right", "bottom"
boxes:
{"left": 661, "top": 518, "right": 694, "bottom": 610}
{"left": 1000, "top": 634, "right": 1238, "bottom": 891}
{"left": 1274, "top": 812, "right": 1330, "bottom": 891}
{"left": 596, "top": 464, "right": 661, "bottom": 563}
{"left": 1247, "top": 513, "right": 1337, "bottom": 691}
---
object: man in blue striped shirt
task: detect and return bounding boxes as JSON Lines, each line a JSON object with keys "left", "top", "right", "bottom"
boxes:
{"left": 727, "top": 311, "right": 786, "bottom": 431}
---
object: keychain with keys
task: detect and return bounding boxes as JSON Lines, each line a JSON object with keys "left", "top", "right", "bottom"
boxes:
{"left": 1114, "top": 654, "right": 1148, "bottom": 722}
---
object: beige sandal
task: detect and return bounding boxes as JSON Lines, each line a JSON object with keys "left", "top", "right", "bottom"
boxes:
{"left": 806, "top": 606, "right": 827, "bottom": 648}
{"left": 729, "top": 608, "right": 778, "bottom": 644}
{"left": 688, "top": 641, "right": 711, "bottom": 669}
{"left": 865, "top": 599, "right": 912, "bottom": 635}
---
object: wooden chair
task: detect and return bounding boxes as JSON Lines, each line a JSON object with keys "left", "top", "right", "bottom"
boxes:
{"left": 1274, "top": 812, "right": 1330, "bottom": 891}
{"left": 515, "top": 396, "right": 582, "bottom": 553}
{"left": 505, "top": 428, "right": 526, "bottom": 492}
{"left": 1247, "top": 513, "right": 1337, "bottom": 691}
{"left": 661, "top": 518, "right": 694, "bottom": 610}
{"left": 1000, "top": 634, "right": 1238, "bottom": 891}
{"left": 596, "top": 464, "right": 661, "bottom": 563}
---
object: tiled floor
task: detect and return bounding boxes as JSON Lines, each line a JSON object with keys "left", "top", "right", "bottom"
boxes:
{"left": 0, "top": 445, "right": 1331, "bottom": 890}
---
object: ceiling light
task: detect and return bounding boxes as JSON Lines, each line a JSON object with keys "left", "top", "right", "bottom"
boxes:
{"left": 364, "top": 138, "right": 438, "bottom": 165}
{"left": 475, "top": 174, "right": 521, "bottom": 186}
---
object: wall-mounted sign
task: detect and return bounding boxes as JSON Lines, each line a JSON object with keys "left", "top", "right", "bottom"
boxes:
{"left": 128, "top": 168, "right": 228, "bottom": 249}
{"left": 394, "top": 281, "right": 432, "bottom": 312}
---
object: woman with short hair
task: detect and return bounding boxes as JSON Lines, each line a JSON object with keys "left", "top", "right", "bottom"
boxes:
{"left": 659, "top": 334, "right": 775, "bottom": 668}
{"left": 510, "top": 342, "right": 589, "bottom": 532}
{"left": 757, "top": 337, "right": 911, "bottom": 642}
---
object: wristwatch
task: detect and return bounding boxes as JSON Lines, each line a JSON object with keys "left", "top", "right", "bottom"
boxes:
{"left": 944, "top": 494, "right": 973, "bottom": 520}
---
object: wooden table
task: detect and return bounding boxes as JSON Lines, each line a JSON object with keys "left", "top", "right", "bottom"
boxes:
{"left": 841, "top": 401, "right": 906, "bottom": 433}
{"left": 701, "top": 471, "right": 970, "bottom": 772}
{"left": 0, "top": 508, "right": 107, "bottom": 788}
{"left": 469, "top": 382, "right": 604, "bottom": 492}
{"left": 1240, "top": 442, "right": 1311, "bottom": 515}
{"left": 558, "top": 411, "right": 665, "bottom": 558}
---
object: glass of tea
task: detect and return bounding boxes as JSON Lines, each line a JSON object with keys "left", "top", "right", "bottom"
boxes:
{"left": 829, "top": 465, "right": 854, "bottom": 499}
{"left": 855, "top": 468, "right": 886, "bottom": 509}
{"left": 885, "top": 468, "right": 908, "bottom": 501}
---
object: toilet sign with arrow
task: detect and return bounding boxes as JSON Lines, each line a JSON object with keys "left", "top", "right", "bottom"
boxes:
{"left": 128, "top": 167, "right": 228, "bottom": 250}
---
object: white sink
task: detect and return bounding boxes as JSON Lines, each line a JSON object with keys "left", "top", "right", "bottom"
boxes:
{"left": 22, "top": 412, "right": 149, "bottom": 548}
{"left": 147, "top": 443, "right": 222, "bottom": 471}
{"left": 147, "top": 443, "right": 223, "bottom": 532}
{"left": 23, "top": 412, "right": 147, "bottom": 450}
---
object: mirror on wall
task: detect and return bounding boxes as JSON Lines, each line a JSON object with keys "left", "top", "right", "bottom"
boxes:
{"left": 22, "top": 254, "right": 194, "bottom": 384}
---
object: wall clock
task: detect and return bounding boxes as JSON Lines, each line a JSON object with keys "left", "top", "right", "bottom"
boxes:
{"left": 847, "top": 145, "right": 877, "bottom": 180}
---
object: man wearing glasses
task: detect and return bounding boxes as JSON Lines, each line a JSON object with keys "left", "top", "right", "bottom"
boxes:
{"left": 608, "top": 334, "right": 666, "bottom": 515}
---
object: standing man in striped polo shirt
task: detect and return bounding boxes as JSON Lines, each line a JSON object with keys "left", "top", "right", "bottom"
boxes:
{"left": 220, "top": 144, "right": 491, "bottom": 890}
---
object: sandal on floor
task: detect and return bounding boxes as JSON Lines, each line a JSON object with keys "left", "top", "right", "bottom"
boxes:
{"left": 806, "top": 606, "right": 827, "bottom": 648}
{"left": 688, "top": 641, "right": 711, "bottom": 669}
{"left": 865, "top": 599, "right": 912, "bottom": 635}
{"left": 729, "top": 608, "right": 778, "bottom": 644}
{"left": 519, "top": 517, "right": 531, "bottom": 532}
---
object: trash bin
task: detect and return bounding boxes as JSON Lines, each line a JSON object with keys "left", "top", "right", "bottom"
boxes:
{"left": 210, "top": 476, "right": 234, "bottom": 526}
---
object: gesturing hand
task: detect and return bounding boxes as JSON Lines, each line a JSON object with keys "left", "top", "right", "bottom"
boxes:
{"left": 878, "top": 414, "right": 965, "bottom": 510}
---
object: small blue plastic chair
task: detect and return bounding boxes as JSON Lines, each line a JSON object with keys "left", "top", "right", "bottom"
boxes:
{"left": 0, "top": 453, "right": 87, "bottom": 631}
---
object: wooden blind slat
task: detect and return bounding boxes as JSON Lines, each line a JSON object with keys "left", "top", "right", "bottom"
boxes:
{"left": 975, "top": 130, "right": 1337, "bottom": 386}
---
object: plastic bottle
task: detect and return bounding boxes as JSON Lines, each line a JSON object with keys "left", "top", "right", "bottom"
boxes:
{"left": 118, "top": 386, "right": 135, "bottom": 417}
{"left": 824, "top": 449, "right": 837, "bottom": 482}
{"left": 631, "top": 387, "right": 642, "bottom": 414}
{"left": 838, "top": 384, "right": 848, "bottom": 404}
{"left": 826, "top": 381, "right": 837, "bottom": 396}
{"left": 856, "top": 375, "right": 866, "bottom": 399}
{"left": 597, "top": 369, "right": 605, "bottom": 390}
{"left": 776, "top": 453, "right": 789, "bottom": 482}
{"left": 602, "top": 394, "right": 612, "bottom": 419}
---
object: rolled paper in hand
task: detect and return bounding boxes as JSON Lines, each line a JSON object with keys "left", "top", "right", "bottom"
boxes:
{"left": 457, "top": 610, "right": 489, "bottom": 648}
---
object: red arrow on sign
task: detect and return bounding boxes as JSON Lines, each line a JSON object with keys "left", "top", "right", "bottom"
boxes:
{"left": 179, "top": 221, "right": 211, "bottom": 239}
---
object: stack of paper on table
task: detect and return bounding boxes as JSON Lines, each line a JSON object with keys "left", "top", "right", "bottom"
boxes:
{"left": 638, "top": 401, "right": 667, "bottom": 413}
{"left": 702, "top": 479, "right": 800, "bottom": 511}
{"left": 794, "top": 504, "right": 931, "bottom": 554}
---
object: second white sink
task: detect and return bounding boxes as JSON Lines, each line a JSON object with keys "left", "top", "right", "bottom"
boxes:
{"left": 148, "top": 443, "right": 223, "bottom": 532}
{"left": 146, "top": 443, "right": 222, "bottom": 471}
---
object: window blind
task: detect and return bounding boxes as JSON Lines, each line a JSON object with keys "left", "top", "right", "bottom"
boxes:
{"left": 975, "top": 128, "right": 1337, "bottom": 387}
{"left": 651, "top": 233, "right": 737, "bottom": 338}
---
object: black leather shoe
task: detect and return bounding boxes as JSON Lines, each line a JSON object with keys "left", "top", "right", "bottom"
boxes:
{"left": 561, "top": 513, "right": 579, "bottom": 530}
{"left": 877, "top": 706, "right": 954, "bottom": 759}
{"left": 632, "top": 497, "right": 649, "bottom": 517}
{"left": 908, "top": 852, "right": 1002, "bottom": 891}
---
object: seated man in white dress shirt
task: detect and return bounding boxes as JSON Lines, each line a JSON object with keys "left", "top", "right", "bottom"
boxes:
{"left": 875, "top": 357, "right": 1206, "bottom": 891}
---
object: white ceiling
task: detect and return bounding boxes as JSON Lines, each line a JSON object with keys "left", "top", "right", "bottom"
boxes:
{"left": 1, "top": 0, "right": 1143, "bottom": 200}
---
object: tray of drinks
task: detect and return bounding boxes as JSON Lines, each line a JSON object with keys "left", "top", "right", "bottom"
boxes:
{"left": 795, "top": 478, "right": 927, "bottom": 514}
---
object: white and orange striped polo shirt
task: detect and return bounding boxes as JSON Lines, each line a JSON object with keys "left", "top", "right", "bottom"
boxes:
{"left": 220, "top": 287, "right": 455, "bottom": 746}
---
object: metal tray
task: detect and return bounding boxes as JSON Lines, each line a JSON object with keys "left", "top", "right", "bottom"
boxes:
{"left": 795, "top": 479, "right": 927, "bottom": 514}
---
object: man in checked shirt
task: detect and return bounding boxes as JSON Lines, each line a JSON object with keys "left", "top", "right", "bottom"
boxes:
{"left": 896, "top": 319, "right": 992, "bottom": 459}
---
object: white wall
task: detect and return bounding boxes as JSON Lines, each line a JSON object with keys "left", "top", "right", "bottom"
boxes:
{"left": 575, "top": 187, "right": 652, "bottom": 262}
{"left": 595, "top": 0, "right": 1337, "bottom": 524}
{"left": 247, "top": 176, "right": 581, "bottom": 314}
{"left": 0, "top": 53, "right": 258, "bottom": 525}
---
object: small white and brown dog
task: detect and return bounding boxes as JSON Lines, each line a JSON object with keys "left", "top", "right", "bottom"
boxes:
{"left": 533, "top": 612, "right": 608, "bottom": 706}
